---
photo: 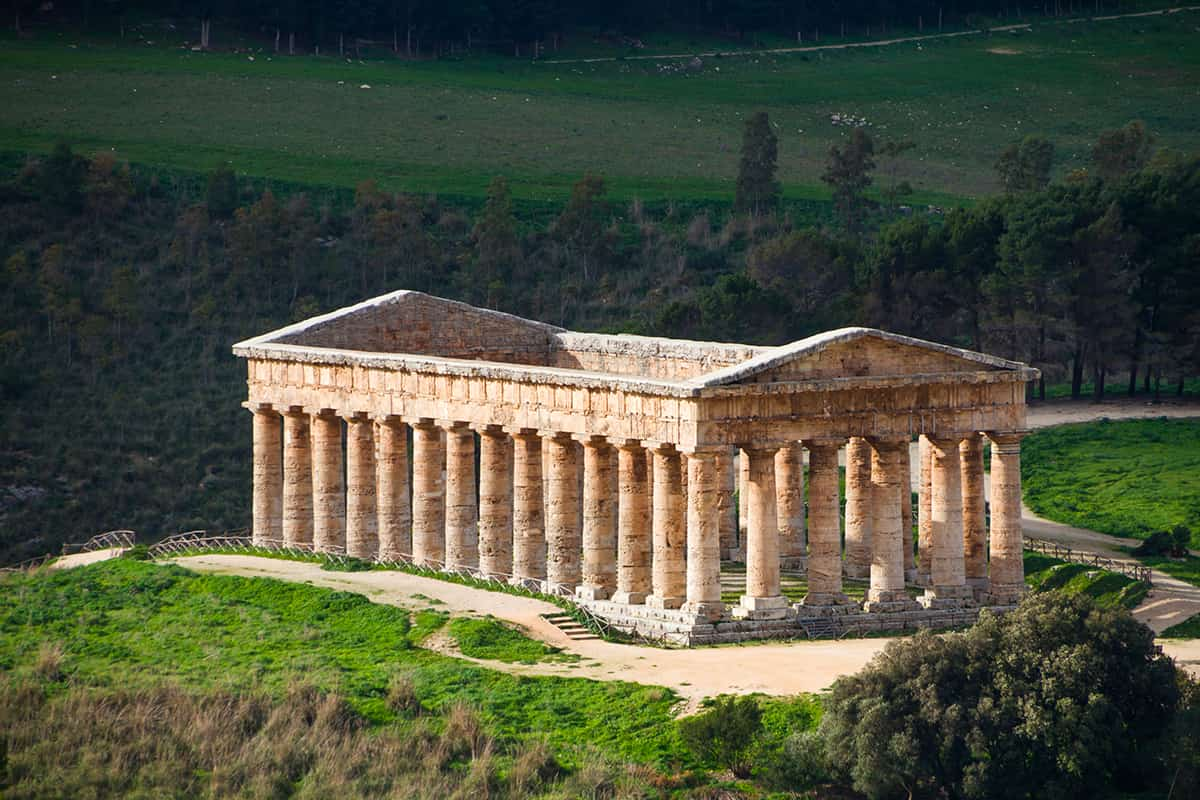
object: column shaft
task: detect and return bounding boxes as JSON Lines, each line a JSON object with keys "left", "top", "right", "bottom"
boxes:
{"left": 684, "top": 452, "right": 722, "bottom": 619}
{"left": 649, "top": 447, "right": 685, "bottom": 608}
{"left": 844, "top": 437, "right": 873, "bottom": 578}
{"left": 740, "top": 447, "right": 786, "bottom": 614}
{"left": 478, "top": 429, "right": 513, "bottom": 579}
{"left": 738, "top": 450, "right": 750, "bottom": 556}
{"left": 925, "top": 435, "right": 969, "bottom": 603}
{"left": 960, "top": 434, "right": 988, "bottom": 589}
{"left": 866, "top": 439, "right": 912, "bottom": 608}
{"left": 310, "top": 412, "right": 345, "bottom": 553}
{"left": 281, "top": 411, "right": 313, "bottom": 548}
{"left": 580, "top": 439, "right": 617, "bottom": 599}
{"left": 917, "top": 435, "right": 933, "bottom": 585}
{"left": 715, "top": 449, "right": 737, "bottom": 559}
{"left": 900, "top": 439, "right": 915, "bottom": 577}
{"left": 345, "top": 416, "right": 378, "bottom": 560}
{"left": 375, "top": 418, "right": 411, "bottom": 561}
{"left": 987, "top": 432, "right": 1027, "bottom": 603}
{"left": 251, "top": 408, "right": 283, "bottom": 546}
{"left": 545, "top": 434, "right": 581, "bottom": 591}
{"left": 444, "top": 425, "right": 478, "bottom": 571}
{"left": 803, "top": 440, "right": 848, "bottom": 604}
{"left": 411, "top": 422, "right": 445, "bottom": 567}
{"left": 511, "top": 432, "right": 546, "bottom": 583}
{"left": 776, "top": 443, "right": 805, "bottom": 560}
{"left": 614, "top": 443, "right": 651, "bottom": 603}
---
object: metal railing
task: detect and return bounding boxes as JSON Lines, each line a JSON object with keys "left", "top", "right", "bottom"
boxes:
{"left": 61, "top": 529, "right": 136, "bottom": 555}
{"left": 1025, "top": 537, "right": 1153, "bottom": 584}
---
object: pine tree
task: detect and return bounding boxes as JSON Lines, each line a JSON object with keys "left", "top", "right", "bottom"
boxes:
{"left": 473, "top": 177, "right": 520, "bottom": 306}
{"left": 822, "top": 128, "right": 875, "bottom": 234}
{"left": 995, "top": 135, "right": 1055, "bottom": 193}
{"left": 734, "top": 111, "right": 780, "bottom": 217}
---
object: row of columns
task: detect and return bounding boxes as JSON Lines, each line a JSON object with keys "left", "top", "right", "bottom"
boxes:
{"left": 251, "top": 404, "right": 1026, "bottom": 615}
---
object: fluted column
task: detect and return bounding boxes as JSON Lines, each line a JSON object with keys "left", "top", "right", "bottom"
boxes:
{"left": 738, "top": 446, "right": 787, "bottom": 617}
{"left": 900, "top": 439, "right": 915, "bottom": 581}
{"left": 960, "top": 433, "right": 988, "bottom": 592}
{"left": 251, "top": 406, "right": 283, "bottom": 546}
{"left": 511, "top": 430, "right": 546, "bottom": 585}
{"left": 917, "top": 435, "right": 933, "bottom": 586}
{"left": 776, "top": 443, "right": 805, "bottom": 561}
{"left": 922, "top": 434, "right": 972, "bottom": 606}
{"left": 684, "top": 450, "right": 723, "bottom": 620}
{"left": 579, "top": 437, "right": 617, "bottom": 600}
{"left": 613, "top": 441, "right": 651, "bottom": 604}
{"left": 411, "top": 420, "right": 445, "bottom": 567}
{"left": 311, "top": 411, "right": 345, "bottom": 553}
{"left": 648, "top": 445, "right": 685, "bottom": 609}
{"left": 345, "top": 414, "right": 378, "bottom": 560}
{"left": 716, "top": 449, "right": 737, "bottom": 559}
{"left": 545, "top": 432, "right": 581, "bottom": 592}
{"left": 802, "top": 438, "right": 851, "bottom": 605}
{"left": 281, "top": 408, "right": 313, "bottom": 548}
{"left": 738, "top": 450, "right": 750, "bottom": 557}
{"left": 478, "top": 427, "right": 513, "bottom": 579}
{"left": 987, "top": 431, "right": 1028, "bottom": 604}
{"left": 865, "top": 437, "right": 916, "bottom": 610}
{"left": 444, "top": 423, "right": 478, "bottom": 571}
{"left": 844, "top": 436, "right": 873, "bottom": 578}
{"left": 375, "top": 416, "right": 411, "bottom": 561}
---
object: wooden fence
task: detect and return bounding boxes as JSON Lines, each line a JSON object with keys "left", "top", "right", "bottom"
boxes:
{"left": 1025, "top": 537, "right": 1153, "bottom": 584}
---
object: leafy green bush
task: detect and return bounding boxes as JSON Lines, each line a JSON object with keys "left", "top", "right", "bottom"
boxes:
{"left": 448, "top": 616, "right": 576, "bottom": 664}
{"left": 679, "top": 695, "right": 763, "bottom": 778}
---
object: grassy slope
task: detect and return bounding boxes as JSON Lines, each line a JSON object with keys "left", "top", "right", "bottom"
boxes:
{"left": 2, "top": 11, "right": 1198, "bottom": 203}
{"left": 1023, "top": 551, "right": 1150, "bottom": 610}
{"left": 1023, "top": 419, "right": 1200, "bottom": 547}
{"left": 448, "top": 616, "right": 581, "bottom": 664}
{"left": 1162, "top": 613, "right": 1200, "bottom": 639}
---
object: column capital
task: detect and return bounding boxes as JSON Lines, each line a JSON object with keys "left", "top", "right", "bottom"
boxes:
{"left": 866, "top": 434, "right": 910, "bottom": 449}
{"left": 437, "top": 419, "right": 472, "bottom": 432}
{"left": 738, "top": 444, "right": 781, "bottom": 458}
{"left": 539, "top": 429, "right": 575, "bottom": 442}
{"left": 986, "top": 430, "right": 1029, "bottom": 450}
{"left": 308, "top": 406, "right": 339, "bottom": 419}
{"left": 804, "top": 436, "right": 847, "bottom": 450}
{"left": 614, "top": 438, "right": 645, "bottom": 451}
{"left": 676, "top": 445, "right": 722, "bottom": 459}
{"left": 576, "top": 434, "right": 611, "bottom": 448}
{"left": 648, "top": 441, "right": 678, "bottom": 455}
{"left": 339, "top": 410, "right": 372, "bottom": 423}
{"left": 924, "top": 432, "right": 971, "bottom": 446}
{"left": 472, "top": 423, "right": 508, "bottom": 437}
{"left": 282, "top": 405, "right": 307, "bottom": 417}
{"left": 374, "top": 413, "right": 405, "bottom": 426}
{"left": 507, "top": 426, "right": 541, "bottom": 440}
{"left": 243, "top": 401, "right": 277, "bottom": 414}
{"left": 410, "top": 417, "right": 438, "bottom": 430}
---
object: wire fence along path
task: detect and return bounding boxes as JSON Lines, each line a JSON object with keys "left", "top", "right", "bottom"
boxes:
{"left": 1024, "top": 537, "right": 1153, "bottom": 584}
{"left": 0, "top": 529, "right": 138, "bottom": 573}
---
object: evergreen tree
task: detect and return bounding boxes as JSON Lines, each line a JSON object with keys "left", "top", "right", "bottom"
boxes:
{"left": 205, "top": 166, "right": 238, "bottom": 220}
{"left": 734, "top": 111, "right": 780, "bottom": 216}
{"left": 822, "top": 128, "right": 875, "bottom": 234}
{"left": 473, "top": 176, "right": 521, "bottom": 307}
{"left": 995, "top": 135, "right": 1055, "bottom": 193}
{"left": 1092, "top": 120, "right": 1155, "bottom": 183}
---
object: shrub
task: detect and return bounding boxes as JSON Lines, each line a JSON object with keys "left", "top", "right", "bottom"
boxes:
{"left": 386, "top": 673, "right": 423, "bottom": 716}
{"left": 1172, "top": 524, "right": 1193, "bottom": 556}
{"left": 1134, "top": 529, "right": 1178, "bottom": 557}
{"left": 679, "top": 695, "right": 763, "bottom": 779}
{"left": 769, "top": 730, "right": 831, "bottom": 791}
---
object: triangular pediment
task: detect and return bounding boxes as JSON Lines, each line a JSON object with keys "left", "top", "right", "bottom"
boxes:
{"left": 695, "top": 328, "right": 1026, "bottom": 386}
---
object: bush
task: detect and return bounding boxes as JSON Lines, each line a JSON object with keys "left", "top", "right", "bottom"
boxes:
{"left": 679, "top": 695, "right": 763, "bottom": 779}
{"left": 769, "top": 730, "right": 831, "bottom": 790}
{"left": 1135, "top": 525, "right": 1192, "bottom": 558}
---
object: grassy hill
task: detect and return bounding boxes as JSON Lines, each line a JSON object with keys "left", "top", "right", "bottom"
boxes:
{"left": 2, "top": 9, "right": 1199, "bottom": 204}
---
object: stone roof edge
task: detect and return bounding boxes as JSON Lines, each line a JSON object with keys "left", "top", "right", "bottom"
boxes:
{"left": 693, "top": 327, "right": 1038, "bottom": 387}
{"left": 552, "top": 331, "right": 769, "bottom": 362}
{"left": 230, "top": 342, "right": 705, "bottom": 398}
{"left": 231, "top": 290, "right": 566, "bottom": 350}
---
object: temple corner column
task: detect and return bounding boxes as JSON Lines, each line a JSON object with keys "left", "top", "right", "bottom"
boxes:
{"left": 250, "top": 403, "right": 283, "bottom": 547}
{"left": 682, "top": 448, "right": 724, "bottom": 621}
{"left": 985, "top": 430, "right": 1029, "bottom": 606}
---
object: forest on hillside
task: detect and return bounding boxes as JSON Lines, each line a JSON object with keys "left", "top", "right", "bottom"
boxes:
{"left": 0, "top": 116, "right": 1197, "bottom": 561}
{"left": 13, "top": 0, "right": 1157, "bottom": 55}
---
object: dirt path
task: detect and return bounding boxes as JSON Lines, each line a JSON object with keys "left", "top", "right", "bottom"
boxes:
{"left": 541, "top": 6, "right": 1200, "bottom": 65}
{"left": 47, "top": 548, "right": 126, "bottom": 570}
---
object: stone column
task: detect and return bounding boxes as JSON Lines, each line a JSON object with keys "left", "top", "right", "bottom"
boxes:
{"left": 477, "top": 427, "right": 513, "bottom": 579}
{"left": 922, "top": 434, "right": 972, "bottom": 607}
{"left": 579, "top": 437, "right": 617, "bottom": 600}
{"left": 802, "top": 439, "right": 851, "bottom": 606}
{"left": 843, "top": 436, "right": 873, "bottom": 578}
{"left": 917, "top": 435, "right": 933, "bottom": 586}
{"left": 738, "top": 446, "right": 787, "bottom": 617}
{"left": 987, "top": 431, "right": 1028, "bottom": 604}
{"left": 865, "top": 438, "right": 916, "bottom": 610}
{"left": 375, "top": 417, "right": 411, "bottom": 561}
{"left": 310, "top": 411, "right": 345, "bottom": 553}
{"left": 776, "top": 443, "right": 805, "bottom": 562}
{"left": 961, "top": 433, "right": 988, "bottom": 593}
{"left": 683, "top": 450, "right": 723, "bottom": 620}
{"left": 411, "top": 420, "right": 445, "bottom": 567}
{"left": 251, "top": 406, "right": 283, "bottom": 546}
{"left": 716, "top": 449, "right": 737, "bottom": 560}
{"left": 613, "top": 441, "right": 651, "bottom": 604}
{"left": 900, "top": 439, "right": 915, "bottom": 582}
{"left": 648, "top": 445, "right": 685, "bottom": 609}
{"left": 281, "top": 408, "right": 313, "bottom": 548}
{"left": 344, "top": 414, "right": 378, "bottom": 560}
{"left": 544, "top": 432, "right": 581, "bottom": 592}
{"left": 444, "top": 423, "right": 478, "bottom": 571}
{"left": 511, "top": 430, "right": 546, "bottom": 586}
{"left": 738, "top": 450, "right": 750, "bottom": 557}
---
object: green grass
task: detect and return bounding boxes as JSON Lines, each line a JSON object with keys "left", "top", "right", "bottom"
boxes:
{"left": 448, "top": 616, "right": 580, "bottom": 664}
{"left": 1161, "top": 613, "right": 1200, "bottom": 639}
{"left": 3, "top": 10, "right": 1199, "bottom": 203}
{"left": 1023, "top": 551, "right": 1150, "bottom": 610}
{"left": 1132, "top": 553, "right": 1200, "bottom": 590}
{"left": 0, "top": 559, "right": 686, "bottom": 767}
{"left": 1023, "top": 419, "right": 1200, "bottom": 547}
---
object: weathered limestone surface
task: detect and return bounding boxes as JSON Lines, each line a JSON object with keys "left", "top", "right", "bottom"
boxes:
{"left": 684, "top": 451, "right": 723, "bottom": 619}
{"left": 580, "top": 438, "right": 617, "bottom": 599}
{"left": 545, "top": 433, "right": 581, "bottom": 591}
{"left": 715, "top": 449, "right": 737, "bottom": 558}
{"left": 375, "top": 417, "right": 410, "bottom": 560}
{"left": 411, "top": 421, "right": 445, "bottom": 567}
{"left": 923, "top": 435, "right": 972, "bottom": 607}
{"left": 803, "top": 440, "right": 849, "bottom": 605}
{"left": 281, "top": 410, "right": 313, "bottom": 547}
{"left": 648, "top": 447, "right": 685, "bottom": 609}
{"left": 344, "top": 415, "right": 378, "bottom": 559}
{"left": 614, "top": 442, "right": 650, "bottom": 604}
{"left": 900, "top": 441, "right": 914, "bottom": 578}
{"left": 844, "top": 437, "right": 873, "bottom": 578}
{"left": 917, "top": 435, "right": 933, "bottom": 586}
{"left": 738, "top": 450, "right": 749, "bottom": 554}
{"left": 739, "top": 448, "right": 786, "bottom": 617}
{"left": 477, "top": 427, "right": 513, "bottom": 578}
{"left": 987, "top": 432, "right": 1027, "bottom": 603}
{"left": 511, "top": 431, "right": 546, "bottom": 583}
{"left": 251, "top": 408, "right": 283, "bottom": 546}
{"left": 960, "top": 434, "right": 988, "bottom": 590}
{"left": 866, "top": 438, "right": 916, "bottom": 609}
{"left": 444, "top": 424, "right": 478, "bottom": 570}
{"left": 310, "top": 412, "right": 345, "bottom": 552}
{"left": 775, "top": 443, "right": 805, "bottom": 560}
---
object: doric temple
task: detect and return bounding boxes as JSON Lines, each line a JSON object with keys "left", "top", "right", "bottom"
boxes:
{"left": 234, "top": 291, "right": 1038, "bottom": 643}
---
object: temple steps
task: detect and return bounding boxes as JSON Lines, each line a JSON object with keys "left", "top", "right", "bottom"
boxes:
{"left": 542, "top": 612, "right": 601, "bottom": 641}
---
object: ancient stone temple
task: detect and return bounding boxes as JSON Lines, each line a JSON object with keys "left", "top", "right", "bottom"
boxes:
{"left": 234, "top": 291, "right": 1037, "bottom": 643}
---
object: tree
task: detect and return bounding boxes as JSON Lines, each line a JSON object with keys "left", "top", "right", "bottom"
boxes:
{"left": 553, "top": 173, "right": 611, "bottom": 281}
{"left": 747, "top": 228, "right": 857, "bottom": 333}
{"left": 206, "top": 165, "right": 238, "bottom": 220}
{"left": 1092, "top": 120, "right": 1154, "bottom": 183}
{"left": 878, "top": 138, "right": 915, "bottom": 210}
{"left": 472, "top": 176, "right": 521, "bottom": 306}
{"left": 734, "top": 111, "right": 780, "bottom": 216}
{"left": 822, "top": 128, "right": 875, "bottom": 234}
{"left": 820, "top": 592, "right": 1182, "bottom": 800}
{"left": 995, "top": 135, "right": 1055, "bottom": 193}
{"left": 679, "top": 695, "right": 763, "bottom": 779}
{"left": 35, "top": 142, "right": 87, "bottom": 213}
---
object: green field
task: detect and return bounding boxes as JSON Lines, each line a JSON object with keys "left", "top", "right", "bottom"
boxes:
{"left": 1023, "top": 551, "right": 1150, "bottom": 610}
{"left": 2, "top": 9, "right": 1198, "bottom": 203}
{"left": 1023, "top": 419, "right": 1200, "bottom": 547}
